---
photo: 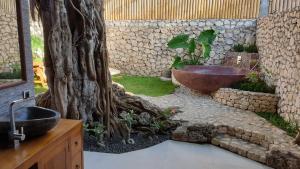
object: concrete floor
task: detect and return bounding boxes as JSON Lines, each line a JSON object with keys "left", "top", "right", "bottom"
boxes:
{"left": 84, "top": 141, "right": 272, "bottom": 169}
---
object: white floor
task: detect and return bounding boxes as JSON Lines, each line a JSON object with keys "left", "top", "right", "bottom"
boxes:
{"left": 84, "top": 140, "right": 272, "bottom": 169}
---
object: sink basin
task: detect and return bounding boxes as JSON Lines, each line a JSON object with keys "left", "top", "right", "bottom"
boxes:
{"left": 0, "top": 106, "right": 60, "bottom": 138}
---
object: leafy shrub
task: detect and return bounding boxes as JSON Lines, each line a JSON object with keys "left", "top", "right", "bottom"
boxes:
{"left": 120, "top": 110, "right": 137, "bottom": 130}
{"left": 244, "top": 44, "right": 258, "bottom": 53}
{"left": 232, "top": 71, "right": 275, "bottom": 94}
{"left": 168, "top": 29, "right": 218, "bottom": 69}
{"left": 232, "top": 44, "right": 258, "bottom": 53}
{"left": 233, "top": 44, "right": 244, "bottom": 52}
{"left": 84, "top": 122, "right": 106, "bottom": 146}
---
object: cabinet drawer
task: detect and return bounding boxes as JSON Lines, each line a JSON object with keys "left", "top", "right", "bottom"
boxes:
{"left": 71, "top": 153, "right": 83, "bottom": 169}
{"left": 70, "top": 133, "right": 82, "bottom": 156}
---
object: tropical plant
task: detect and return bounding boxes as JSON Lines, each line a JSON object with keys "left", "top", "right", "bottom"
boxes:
{"left": 119, "top": 110, "right": 138, "bottom": 144}
{"left": 84, "top": 122, "right": 106, "bottom": 146}
{"left": 120, "top": 110, "right": 137, "bottom": 130}
{"left": 168, "top": 29, "right": 218, "bottom": 69}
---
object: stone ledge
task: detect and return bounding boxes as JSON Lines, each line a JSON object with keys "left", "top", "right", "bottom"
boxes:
{"left": 212, "top": 88, "right": 279, "bottom": 113}
{"left": 172, "top": 123, "right": 300, "bottom": 169}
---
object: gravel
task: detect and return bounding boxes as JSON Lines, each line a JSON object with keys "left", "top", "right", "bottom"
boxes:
{"left": 84, "top": 131, "right": 171, "bottom": 154}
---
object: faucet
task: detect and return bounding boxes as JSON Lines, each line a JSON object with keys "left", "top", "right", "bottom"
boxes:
{"left": 9, "top": 97, "right": 34, "bottom": 146}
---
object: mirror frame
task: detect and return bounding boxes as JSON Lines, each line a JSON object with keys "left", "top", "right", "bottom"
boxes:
{"left": 0, "top": 0, "right": 34, "bottom": 90}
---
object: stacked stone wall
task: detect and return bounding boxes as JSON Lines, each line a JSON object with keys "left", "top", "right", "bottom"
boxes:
{"left": 212, "top": 88, "right": 278, "bottom": 113}
{"left": 257, "top": 7, "right": 300, "bottom": 124}
{"left": 0, "top": 10, "right": 20, "bottom": 73}
{"left": 106, "top": 19, "right": 257, "bottom": 76}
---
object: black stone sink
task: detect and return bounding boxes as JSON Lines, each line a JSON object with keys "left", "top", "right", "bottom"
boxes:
{"left": 0, "top": 106, "right": 60, "bottom": 138}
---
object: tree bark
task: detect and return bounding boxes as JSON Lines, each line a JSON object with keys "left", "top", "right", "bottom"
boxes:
{"left": 31, "top": 0, "right": 163, "bottom": 138}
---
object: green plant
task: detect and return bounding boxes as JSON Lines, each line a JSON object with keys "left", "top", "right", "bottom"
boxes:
{"left": 233, "top": 44, "right": 244, "bottom": 52}
{"left": 150, "top": 120, "right": 167, "bottom": 133}
{"left": 232, "top": 44, "right": 258, "bottom": 53}
{"left": 168, "top": 29, "right": 218, "bottom": 69}
{"left": 120, "top": 110, "right": 137, "bottom": 130}
{"left": 84, "top": 122, "right": 106, "bottom": 146}
{"left": 232, "top": 71, "right": 275, "bottom": 94}
{"left": 244, "top": 44, "right": 258, "bottom": 53}
{"left": 119, "top": 110, "right": 138, "bottom": 144}
{"left": 256, "top": 112, "right": 299, "bottom": 137}
{"left": 246, "top": 71, "right": 260, "bottom": 83}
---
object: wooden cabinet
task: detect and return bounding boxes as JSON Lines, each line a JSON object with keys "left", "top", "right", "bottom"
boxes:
{"left": 0, "top": 120, "right": 83, "bottom": 169}
{"left": 42, "top": 141, "right": 69, "bottom": 169}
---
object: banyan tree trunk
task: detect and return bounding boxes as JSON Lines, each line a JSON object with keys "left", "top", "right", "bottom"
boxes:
{"left": 31, "top": 0, "right": 162, "bottom": 138}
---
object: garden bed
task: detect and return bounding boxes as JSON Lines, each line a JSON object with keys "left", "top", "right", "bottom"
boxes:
{"left": 212, "top": 88, "right": 278, "bottom": 113}
{"left": 84, "top": 131, "right": 171, "bottom": 154}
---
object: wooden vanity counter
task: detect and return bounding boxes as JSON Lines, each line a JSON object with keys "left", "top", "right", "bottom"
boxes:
{"left": 0, "top": 119, "right": 83, "bottom": 169}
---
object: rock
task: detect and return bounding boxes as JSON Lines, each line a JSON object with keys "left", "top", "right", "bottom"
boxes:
{"left": 266, "top": 150, "right": 300, "bottom": 169}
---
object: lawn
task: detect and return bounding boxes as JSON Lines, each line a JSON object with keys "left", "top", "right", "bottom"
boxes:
{"left": 34, "top": 75, "right": 176, "bottom": 97}
{"left": 256, "top": 112, "right": 299, "bottom": 137}
{"left": 112, "top": 75, "right": 176, "bottom": 97}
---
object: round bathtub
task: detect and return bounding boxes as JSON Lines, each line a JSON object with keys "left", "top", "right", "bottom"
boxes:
{"left": 172, "top": 65, "right": 247, "bottom": 94}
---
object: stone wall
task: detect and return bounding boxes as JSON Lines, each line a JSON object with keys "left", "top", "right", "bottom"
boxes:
{"left": 107, "top": 19, "right": 256, "bottom": 76}
{"left": 30, "top": 21, "right": 43, "bottom": 37}
{"left": 0, "top": 10, "right": 20, "bottom": 73}
{"left": 212, "top": 88, "right": 279, "bottom": 113}
{"left": 257, "top": 7, "right": 300, "bottom": 124}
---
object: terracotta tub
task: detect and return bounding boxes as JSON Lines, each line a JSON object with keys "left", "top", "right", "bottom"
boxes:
{"left": 172, "top": 65, "right": 247, "bottom": 94}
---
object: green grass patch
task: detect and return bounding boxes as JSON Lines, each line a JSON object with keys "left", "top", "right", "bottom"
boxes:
{"left": 31, "top": 35, "right": 44, "bottom": 63}
{"left": 34, "top": 84, "right": 48, "bottom": 95}
{"left": 256, "top": 112, "right": 299, "bottom": 137}
{"left": 31, "top": 35, "right": 44, "bottom": 52}
{"left": 112, "top": 75, "right": 176, "bottom": 97}
{"left": 33, "top": 57, "right": 44, "bottom": 63}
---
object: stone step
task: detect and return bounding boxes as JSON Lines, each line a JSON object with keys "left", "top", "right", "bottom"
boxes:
{"left": 216, "top": 125, "right": 271, "bottom": 149}
{"left": 212, "top": 134, "right": 267, "bottom": 164}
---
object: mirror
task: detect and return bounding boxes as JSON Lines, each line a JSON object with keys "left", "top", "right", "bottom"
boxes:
{"left": 0, "top": 0, "right": 22, "bottom": 87}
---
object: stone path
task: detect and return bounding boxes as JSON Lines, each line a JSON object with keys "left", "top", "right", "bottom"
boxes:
{"left": 141, "top": 88, "right": 300, "bottom": 169}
